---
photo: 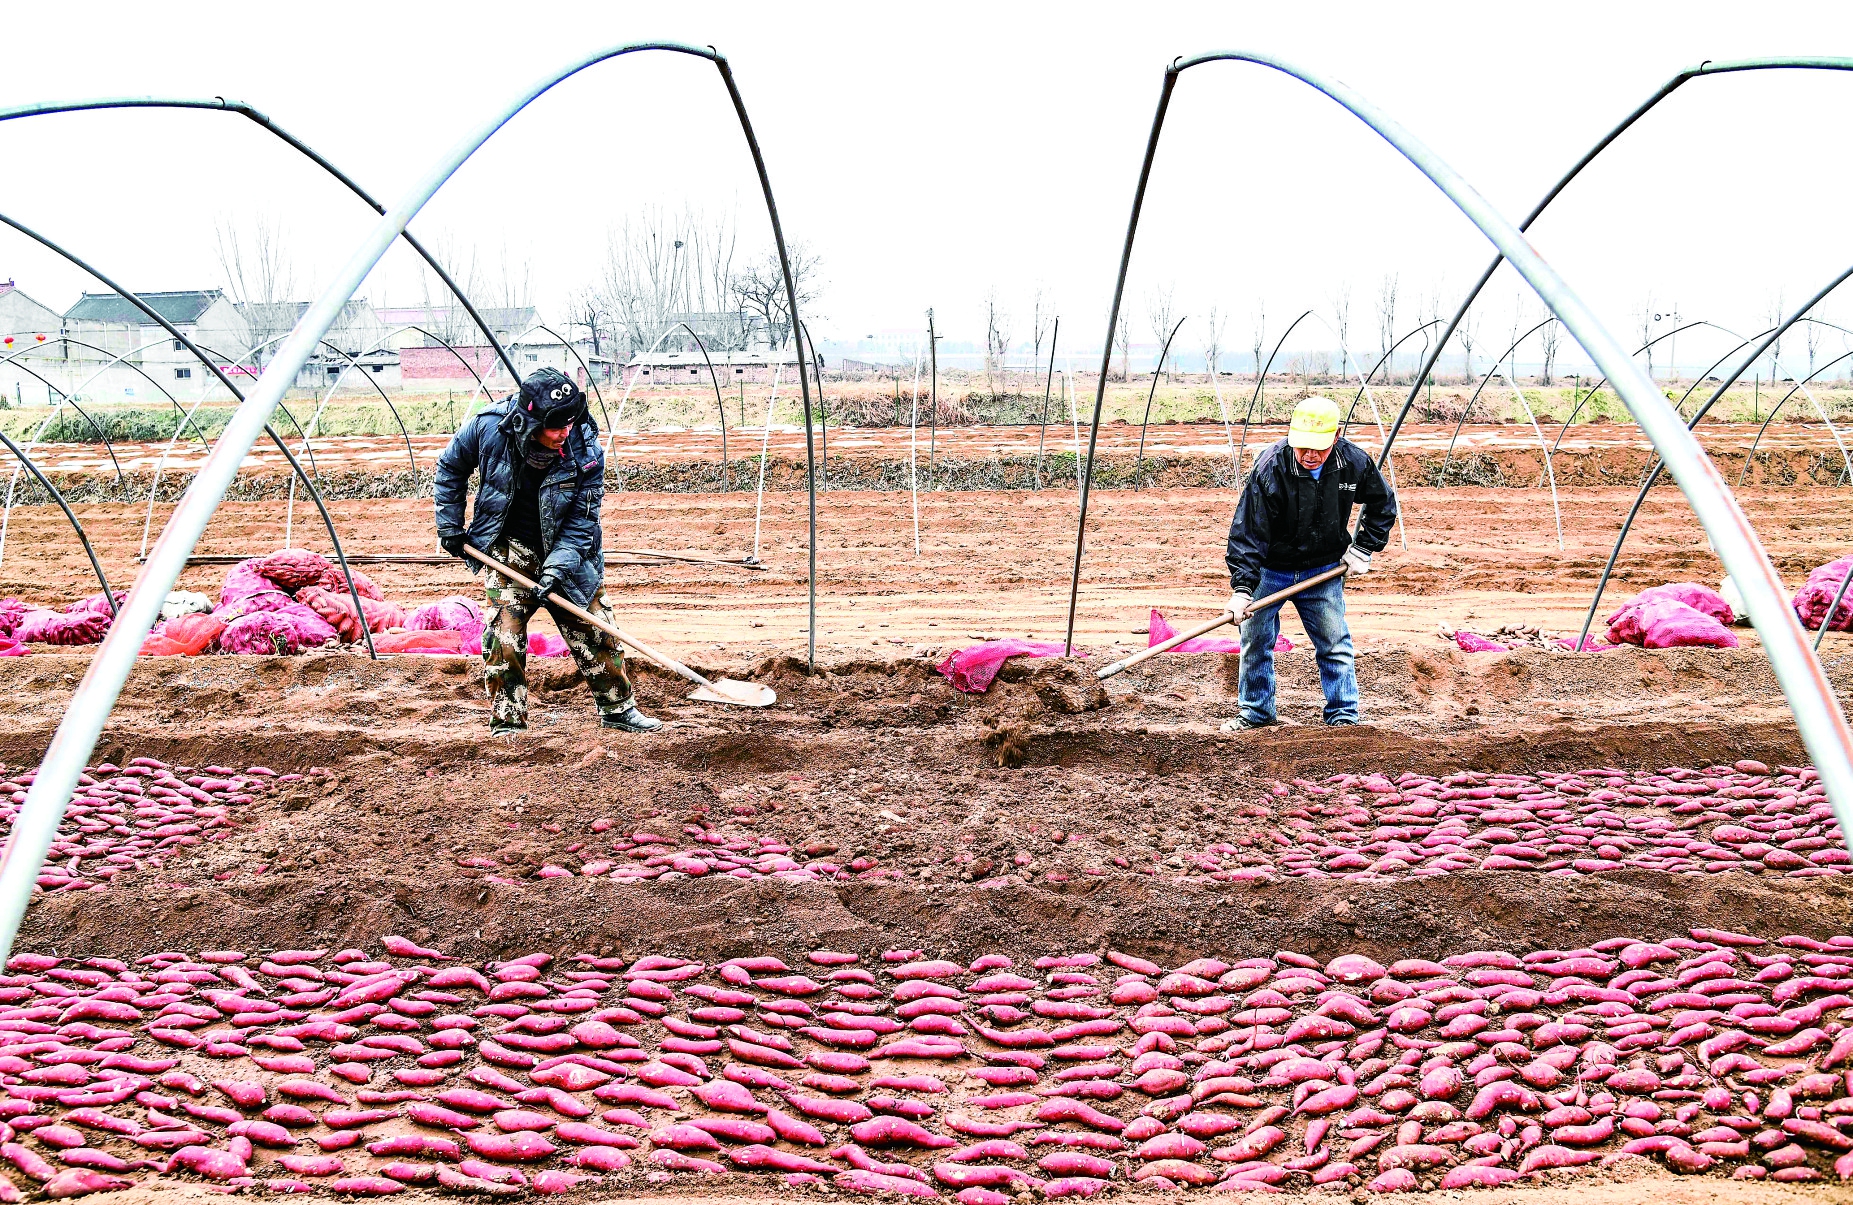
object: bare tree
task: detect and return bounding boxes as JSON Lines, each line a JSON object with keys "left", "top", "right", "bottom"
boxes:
{"left": 1329, "top": 283, "right": 1352, "bottom": 379}
{"left": 1204, "top": 306, "right": 1228, "bottom": 376}
{"left": 215, "top": 214, "right": 298, "bottom": 367}
{"left": 1806, "top": 308, "right": 1821, "bottom": 379}
{"left": 1250, "top": 300, "right": 1266, "bottom": 382}
{"left": 1765, "top": 293, "right": 1786, "bottom": 381}
{"left": 983, "top": 286, "right": 1011, "bottom": 394}
{"left": 1539, "top": 319, "right": 1561, "bottom": 386}
{"left": 565, "top": 286, "right": 610, "bottom": 359}
{"left": 1116, "top": 312, "right": 1131, "bottom": 382}
{"left": 1375, "top": 273, "right": 1399, "bottom": 382}
{"left": 1029, "top": 284, "right": 1051, "bottom": 374}
{"left": 1457, "top": 305, "right": 1478, "bottom": 384}
{"left": 1634, "top": 294, "right": 1655, "bottom": 380}
{"left": 732, "top": 240, "right": 825, "bottom": 353}
{"left": 1144, "top": 284, "right": 1175, "bottom": 383}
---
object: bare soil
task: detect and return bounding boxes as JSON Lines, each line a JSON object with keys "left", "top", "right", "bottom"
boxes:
{"left": 0, "top": 469, "right": 1851, "bottom": 1199}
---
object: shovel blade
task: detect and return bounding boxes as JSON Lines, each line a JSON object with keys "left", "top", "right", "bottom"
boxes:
{"left": 687, "top": 678, "right": 777, "bottom": 708}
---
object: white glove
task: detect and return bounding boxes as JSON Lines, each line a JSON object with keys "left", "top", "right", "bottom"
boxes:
{"left": 1225, "top": 591, "right": 1252, "bottom": 618}
{"left": 1342, "top": 545, "right": 1373, "bottom": 575}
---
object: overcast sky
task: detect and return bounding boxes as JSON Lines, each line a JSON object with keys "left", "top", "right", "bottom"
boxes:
{"left": 3, "top": 0, "right": 1852, "bottom": 375}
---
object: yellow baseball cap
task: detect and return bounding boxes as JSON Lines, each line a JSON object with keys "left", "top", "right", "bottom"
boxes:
{"left": 1288, "top": 396, "right": 1340, "bottom": 450}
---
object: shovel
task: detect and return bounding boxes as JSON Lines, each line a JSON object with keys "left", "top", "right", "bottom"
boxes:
{"left": 465, "top": 545, "right": 775, "bottom": 708}
{"left": 1094, "top": 564, "right": 1349, "bottom": 681}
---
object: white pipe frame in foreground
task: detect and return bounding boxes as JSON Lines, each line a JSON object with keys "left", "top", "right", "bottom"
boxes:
{"left": 0, "top": 40, "right": 810, "bottom": 964}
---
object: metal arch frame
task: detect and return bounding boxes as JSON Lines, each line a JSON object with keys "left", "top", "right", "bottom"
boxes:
{"left": 393, "top": 325, "right": 494, "bottom": 422}
{"left": 1573, "top": 261, "right": 1853, "bottom": 651}
{"left": 1, "top": 332, "right": 205, "bottom": 450}
{"left": 2, "top": 40, "right": 817, "bottom": 963}
{"left": 1339, "top": 318, "right": 1441, "bottom": 436}
{"left": 1489, "top": 362, "right": 1564, "bottom": 552}
{"left": 599, "top": 322, "right": 736, "bottom": 499}
{"left": 748, "top": 344, "right": 794, "bottom": 565}
{"left": 136, "top": 326, "right": 356, "bottom": 561}
{"left": 0, "top": 210, "right": 380, "bottom": 664}
{"left": 1548, "top": 319, "right": 1745, "bottom": 454}
{"left": 1374, "top": 57, "right": 1853, "bottom": 475}
{"left": 0, "top": 429, "right": 114, "bottom": 618}
{"left": 1062, "top": 49, "right": 1853, "bottom": 833}
{"left": 679, "top": 325, "right": 730, "bottom": 492}
{"left": 1435, "top": 316, "right": 1555, "bottom": 483}
{"left": 603, "top": 324, "right": 683, "bottom": 458}
{"left": 1738, "top": 348, "right": 1853, "bottom": 488}
{"left": 1034, "top": 316, "right": 1060, "bottom": 491}
{"left": 1231, "top": 308, "right": 1315, "bottom": 485}
{"left": 1133, "top": 315, "right": 1187, "bottom": 492}
{"left": 205, "top": 331, "right": 419, "bottom": 474}
{"left": 0, "top": 96, "right": 524, "bottom": 387}
{"left": 800, "top": 321, "right": 828, "bottom": 490}
{"left": 0, "top": 345, "right": 125, "bottom": 480}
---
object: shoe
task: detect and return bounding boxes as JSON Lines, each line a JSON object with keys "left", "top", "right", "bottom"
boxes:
{"left": 1220, "top": 716, "right": 1276, "bottom": 732}
{"left": 1326, "top": 718, "right": 1360, "bottom": 727}
{"left": 600, "top": 701, "right": 663, "bottom": 733}
{"left": 489, "top": 722, "right": 526, "bottom": 738}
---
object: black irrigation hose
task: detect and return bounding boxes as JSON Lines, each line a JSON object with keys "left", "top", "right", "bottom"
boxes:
{"left": 0, "top": 210, "right": 378, "bottom": 659}
{"left": 1134, "top": 315, "right": 1187, "bottom": 492}
{"left": 0, "top": 429, "right": 114, "bottom": 618}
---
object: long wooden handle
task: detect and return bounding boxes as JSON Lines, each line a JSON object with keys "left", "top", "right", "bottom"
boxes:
{"left": 1094, "top": 564, "right": 1349, "bottom": 680}
{"left": 464, "top": 545, "right": 716, "bottom": 691}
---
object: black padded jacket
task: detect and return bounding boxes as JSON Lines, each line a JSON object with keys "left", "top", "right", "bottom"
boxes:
{"left": 1225, "top": 437, "right": 1397, "bottom": 594}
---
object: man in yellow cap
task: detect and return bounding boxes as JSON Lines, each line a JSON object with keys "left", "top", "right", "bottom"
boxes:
{"left": 1223, "top": 395, "right": 1397, "bottom": 729}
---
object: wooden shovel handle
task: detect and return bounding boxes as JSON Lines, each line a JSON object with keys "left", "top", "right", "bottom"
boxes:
{"left": 1094, "top": 564, "right": 1348, "bottom": 680}
{"left": 463, "top": 545, "right": 716, "bottom": 691}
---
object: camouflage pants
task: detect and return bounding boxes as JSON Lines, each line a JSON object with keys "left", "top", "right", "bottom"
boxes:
{"left": 481, "top": 538, "right": 634, "bottom": 730}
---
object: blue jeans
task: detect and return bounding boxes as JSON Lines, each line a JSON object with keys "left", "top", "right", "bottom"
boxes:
{"left": 1239, "top": 562, "right": 1358, "bottom": 725}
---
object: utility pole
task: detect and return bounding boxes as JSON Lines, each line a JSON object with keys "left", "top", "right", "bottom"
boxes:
{"left": 927, "top": 308, "right": 939, "bottom": 488}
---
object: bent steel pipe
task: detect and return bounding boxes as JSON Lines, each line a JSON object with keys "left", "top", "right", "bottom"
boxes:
{"left": 1436, "top": 317, "right": 1555, "bottom": 486}
{"left": 0, "top": 428, "right": 115, "bottom": 617}
{"left": 1065, "top": 51, "right": 1853, "bottom": 843}
{"left": 1134, "top": 315, "right": 1187, "bottom": 491}
{"left": 1376, "top": 57, "right": 1853, "bottom": 474}
{"left": 1575, "top": 260, "right": 1853, "bottom": 652}
{"left": 0, "top": 97, "right": 523, "bottom": 387}
{"left": 0, "top": 211, "right": 377, "bottom": 666}
{"left": 1231, "top": 308, "right": 1314, "bottom": 485}
{"left": 0, "top": 39, "right": 815, "bottom": 967}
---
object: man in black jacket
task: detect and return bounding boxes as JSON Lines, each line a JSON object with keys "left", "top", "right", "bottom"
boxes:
{"left": 434, "top": 367, "right": 660, "bottom": 736}
{"left": 1223, "top": 396, "right": 1396, "bottom": 729}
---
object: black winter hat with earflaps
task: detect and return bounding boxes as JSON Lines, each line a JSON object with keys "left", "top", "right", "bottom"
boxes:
{"left": 518, "top": 367, "right": 588, "bottom": 429}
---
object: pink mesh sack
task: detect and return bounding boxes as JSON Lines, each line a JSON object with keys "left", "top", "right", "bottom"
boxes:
{"left": 256, "top": 548, "right": 335, "bottom": 592}
{"left": 16, "top": 609, "right": 109, "bottom": 646}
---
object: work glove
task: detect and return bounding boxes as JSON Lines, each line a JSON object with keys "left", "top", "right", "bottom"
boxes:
{"left": 439, "top": 532, "right": 468, "bottom": 560}
{"left": 531, "top": 571, "right": 561, "bottom": 601}
{"left": 1225, "top": 591, "right": 1253, "bottom": 618}
{"left": 1342, "top": 544, "right": 1373, "bottom": 576}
